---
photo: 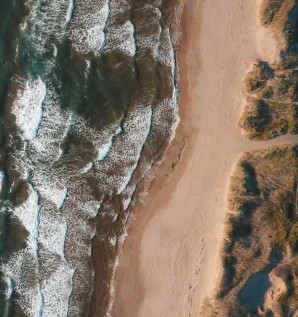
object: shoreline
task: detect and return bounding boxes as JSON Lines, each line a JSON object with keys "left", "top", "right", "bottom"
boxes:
{"left": 113, "top": 0, "right": 298, "bottom": 316}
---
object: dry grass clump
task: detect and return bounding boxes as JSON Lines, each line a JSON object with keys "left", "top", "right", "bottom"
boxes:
{"left": 241, "top": 61, "right": 298, "bottom": 140}
{"left": 243, "top": 61, "right": 271, "bottom": 94}
{"left": 201, "top": 146, "right": 298, "bottom": 317}
{"left": 259, "top": 0, "right": 284, "bottom": 26}
{"left": 266, "top": 192, "right": 298, "bottom": 249}
{"left": 239, "top": 97, "right": 298, "bottom": 140}
{"left": 260, "top": 0, "right": 297, "bottom": 56}
{"left": 273, "top": 70, "right": 298, "bottom": 102}
{"left": 259, "top": 0, "right": 298, "bottom": 68}
{"left": 280, "top": 3, "right": 298, "bottom": 68}
{"left": 261, "top": 256, "right": 298, "bottom": 315}
{"left": 244, "top": 62, "right": 298, "bottom": 102}
{"left": 280, "top": 52, "right": 298, "bottom": 69}
{"left": 240, "top": 0, "right": 298, "bottom": 141}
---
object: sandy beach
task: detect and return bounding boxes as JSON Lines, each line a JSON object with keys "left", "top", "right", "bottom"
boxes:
{"left": 113, "top": 0, "right": 298, "bottom": 316}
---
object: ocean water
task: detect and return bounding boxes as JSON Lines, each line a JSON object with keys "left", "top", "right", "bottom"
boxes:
{"left": 0, "top": 0, "right": 181, "bottom": 316}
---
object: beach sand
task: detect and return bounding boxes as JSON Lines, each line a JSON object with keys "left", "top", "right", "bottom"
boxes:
{"left": 112, "top": 0, "right": 298, "bottom": 316}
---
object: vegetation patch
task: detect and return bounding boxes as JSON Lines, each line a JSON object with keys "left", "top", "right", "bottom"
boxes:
{"left": 259, "top": 0, "right": 284, "bottom": 26}
{"left": 243, "top": 61, "right": 271, "bottom": 94}
{"left": 201, "top": 146, "right": 298, "bottom": 316}
{"left": 240, "top": 97, "right": 298, "bottom": 140}
{"left": 201, "top": 1, "right": 298, "bottom": 316}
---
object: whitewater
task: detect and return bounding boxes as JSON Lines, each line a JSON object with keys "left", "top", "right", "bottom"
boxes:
{"left": 0, "top": 0, "right": 181, "bottom": 316}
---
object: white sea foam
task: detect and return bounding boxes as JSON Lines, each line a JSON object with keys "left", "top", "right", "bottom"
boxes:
{"left": 122, "top": 196, "right": 132, "bottom": 210}
{"left": 121, "top": 184, "right": 136, "bottom": 210}
{"left": 0, "top": 171, "right": 4, "bottom": 194}
{"left": 108, "top": 236, "right": 117, "bottom": 246}
{"left": 158, "top": 27, "right": 175, "bottom": 70}
{"left": 104, "top": 21, "right": 136, "bottom": 56}
{"left": 52, "top": 44, "right": 58, "bottom": 57}
{"left": 13, "top": 185, "right": 40, "bottom": 254}
{"left": 106, "top": 231, "right": 127, "bottom": 317}
{"left": 25, "top": 0, "right": 72, "bottom": 54}
{"left": 97, "top": 141, "right": 113, "bottom": 161}
{"left": 81, "top": 200, "right": 101, "bottom": 218}
{"left": 116, "top": 126, "right": 123, "bottom": 134}
{"left": 135, "top": 5, "right": 162, "bottom": 57}
{"left": 31, "top": 89, "right": 72, "bottom": 161}
{"left": 12, "top": 77, "right": 46, "bottom": 141}
{"left": 39, "top": 211, "right": 68, "bottom": 256}
{"left": 2, "top": 275, "right": 13, "bottom": 317}
{"left": 0, "top": 250, "right": 42, "bottom": 317}
{"left": 93, "top": 104, "right": 152, "bottom": 194}
{"left": 71, "top": 115, "right": 122, "bottom": 167}
{"left": 108, "top": 0, "right": 130, "bottom": 16}
{"left": 38, "top": 285, "right": 44, "bottom": 317}
{"left": 36, "top": 182, "right": 67, "bottom": 209}
{"left": 66, "top": 0, "right": 74, "bottom": 24}
{"left": 70, "top": 0, "right": 109, "bottom": 55}
{"left": 4, "top": 275, "right": 13, "bottom": 300}
{"left": 40, "top": 262, "right": 74, "bottom": 317}
{"left": 80, "top": 162, "right": 93, "bottom": 174}
{"left": 1, "top": 184, "right": 74, "bottom": 316}
{"left": 154, "top": 97, "right": 179, "bottom": 133}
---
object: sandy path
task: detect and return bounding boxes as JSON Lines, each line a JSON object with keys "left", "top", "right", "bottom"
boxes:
{"left": 113, "top": 0, "right": 298, "bottom": 316}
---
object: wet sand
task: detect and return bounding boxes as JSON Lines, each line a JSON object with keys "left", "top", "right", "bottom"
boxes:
{"left": 112, "top": 0, "right": 298, "bottom": 316}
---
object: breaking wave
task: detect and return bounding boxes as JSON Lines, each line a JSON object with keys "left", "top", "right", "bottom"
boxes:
{"left": 0, "top": 0, "right": 182, "bottom": 315}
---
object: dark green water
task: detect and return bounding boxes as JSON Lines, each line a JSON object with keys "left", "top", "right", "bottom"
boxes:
{"left": 0, "top": 0, "right": 180, "bottom": 316}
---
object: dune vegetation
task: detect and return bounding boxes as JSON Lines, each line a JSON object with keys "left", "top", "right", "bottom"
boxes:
{"left": 202, "top": 1, "right": 298, "bottom": 316}
{"left": 202, "top": 145, "right": 298, "bottom": 316}
{"left": 240, "top": 0, "right": 298, "bottom": 140}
